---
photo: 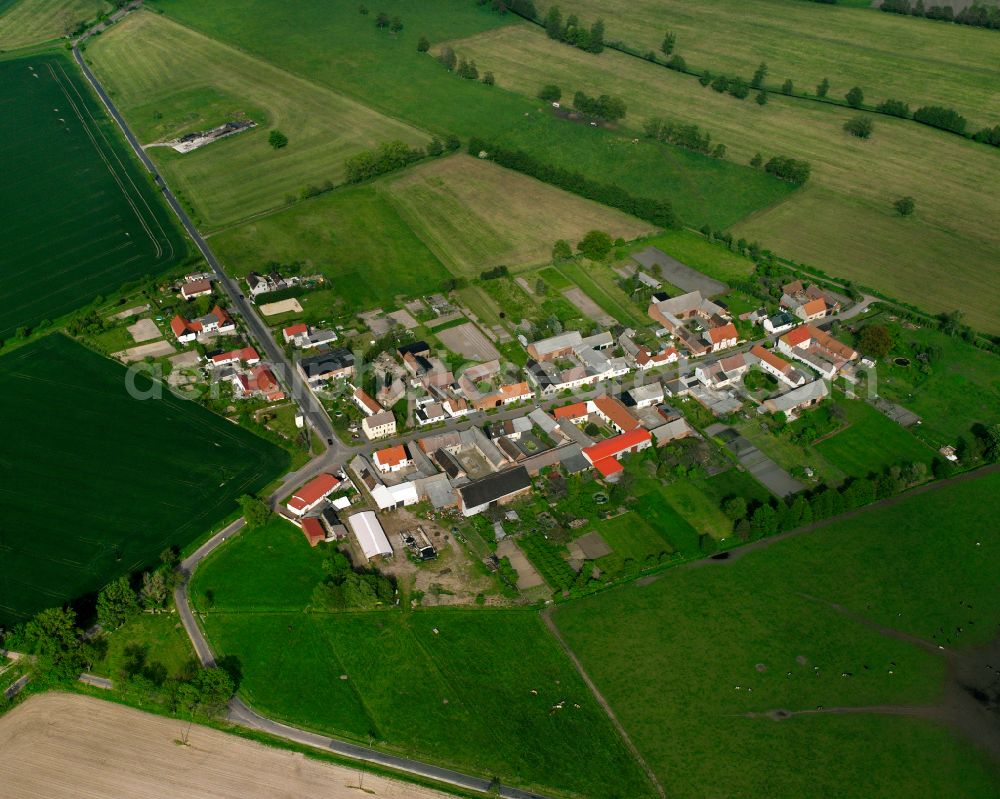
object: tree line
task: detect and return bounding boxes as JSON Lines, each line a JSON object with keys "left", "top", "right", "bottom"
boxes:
{"left": 543, "top": 6, "right": 606, "bottom": 54}
{"left": 572, "top": 90, "right": 626, "bottom": 121}
{"left": 643, "top": 117, "right": 727, "bottom": 159}
{"left": 344, "top": 136, "right": 459, "bottom": 184}
{"left": 880, "top": 0, "right": 1000, "bottom": 30}
{"left": 466, "top": 137, "right": 679, "bottom": 227}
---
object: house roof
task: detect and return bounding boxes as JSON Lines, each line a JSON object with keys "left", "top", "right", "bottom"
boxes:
{"left": 529, "top": 331, "right": 583, "bottom": 356}
{"left": 781, "top": 326, "right": 813, "bottom": 348}
{"left": 181, "top": 279, "right": 211, "bottom": 296}
{"left": 284, "top": 323, "right": 308, "bottom": 337}
{"left": 592, "top": 457, "right": 624, "bottom": 478}
{"left": 397, "top": 340, "right": 430, "bottom": 357}
{"left": 801, "top": 298, "right": 826, "bottom": 316}
{"left": 374, "top": 445, "right": 409, "bottom": 468}
{"left": 458, "top": 466, "right": 532, "bottom": 509}
{"left": 554, "top": 402, "right": 589, "bottom": 420}
{"left": 209, "top": 305, "right": 232, "bottom": 326}
{"left": 364, "top": 410, "right": 396, "bottom": 428}
{"left": 170, "top": 315, "right": 197, "bottom": 337}
{"left": 720, "top": 353, "right": 748, "bottom": 373}
{"left": 582, "top": 428, "right": 652, "bottom": 464}
{"left": 499, "top": 382, "right": 531, "bottom": 399}
{"left": 300, "top": 517, "right": 325, "bottom": 546}
{"left": 353, "top": 388, "right": 382, "bottom": 414}
{"left": 300, "top": 348, "right": 355, "bottom": 376}
{"left": 763, "top": 380, "right": 830, "bottom": 413}
{"left": 211, "top": 346, "right": 259, "bottom": 364}
{"left": 707, "top": 322, "right": 738, "bottom": 344}
{"left": 287, "top": 473, "right": 341, "bottom": 512}
{"left": 593, "top": 396, "right": 640, "bottom": 431}
{"left": 751, "top": 344, "right": 793, "bottom": 374}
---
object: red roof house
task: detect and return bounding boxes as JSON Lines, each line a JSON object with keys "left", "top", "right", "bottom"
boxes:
{"left": 582, "top": 428, "right": 653, "bottom": 466}
{"left": 592, "top": 396, "right": 641, "bottom": 433}
{"left": 553, "top": 402, "right": 589, "bottom": 423}
{"left": 300, "top": 517, "right": 326, "bottom": 547}
{"left": 286, "top": 473, "right": 341, "bottom": 515}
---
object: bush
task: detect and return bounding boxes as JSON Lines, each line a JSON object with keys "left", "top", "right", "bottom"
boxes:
{"left": 267, "top": 130, "right": 288, "bottom": 149}
{"left": 876, "top": 98, "right": 910, "bottom": 118}
{"left": 973, "top": 125, "right": 1000, "bottom": 147}
{"left": 764, "top": 155, "right": 811, "bottom": 185}
{"left": 913, "top": 105, "right": 968, "bottom": 134}
{"left": 843, "top": 115, "right": 874, "bottom": 139}
{"left": 893, "top": 196, "right": 916, "bottom": 217}
{"left": 538, "top": 83, "right": 561, "bottom": 102}
{"left": 577, "top": 230, "right": 613, "bottom": 260}
{"left": 572, "top": 90, "right": 626, "bottom": 121}
{"left": 845, "top": 86, "right": 864, "bottom": 108}
{"left": 417, "top": 35, "right": 430, "bottom": 52}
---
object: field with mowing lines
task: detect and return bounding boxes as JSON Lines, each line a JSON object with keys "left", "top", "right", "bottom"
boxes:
{"left": 384, "top": 154, "right": 654, "bottom": 276}
{"left": 210, "top": 184, "right": 451, "bottom": 314}
{"left": 146, "top": 0, "right": 794, "bottom": 231}
{"left": 553, "top": 471, "right": 1000, "bottom": 798}
{"left": 0, "top": 0, "right": 107, "bottom": 50}
{"left": 628, "top": 229, "right": 756, "bottom": 285}
{"left": 0, "top": 335, "right": 288, "bottom": 626}
{"left": 86, "top": 10, "right": 427, "bottom": 230}
{"left": 536, "top": 0, "right": 1000, "bottom": 130}
{"left": 0, "top": 54, "right": 185, "bottom": 340}
{"left": 190, "top": 519, "right": 656, "bottom": 799}
{"left": 444, "top": 23, "right": 1000, "bottom": 332}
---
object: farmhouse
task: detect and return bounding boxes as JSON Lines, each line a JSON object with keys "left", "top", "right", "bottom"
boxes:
{"left": 695, "top": 353, "right": 754, "bottom": 389}
{"left": 624, "top": 382, "right": 665, "bottom": 409}
{"left": 283, "top": 323, "right": 308, "bottom": 344}
{"left": 283, "top": 324, "right": 338, "bottom": 349}
{"left": 232, "top": 365, "right": 284, "bottom": 401}
{"left": 287, "top": 473, "right": 341, "bottom": 516}
{"left": 750, "top": 344, "right": 807, "bottom": 387}
{"left": 648, "top": 290, "right": 727, "bottom": 331}
{"left": 763, "top": 311, "right": 797, "bottom": 335}
{"left": 298, "top": 348, "right": 355, "bottom": 387}
{"left": 779, "top": 325, "right": 858, "bottom": 378}
{"left": 458, "top": 466, "right": 533, "bottom": 516}
{"left": 634, "top": 345, "right": 680, "bottom": 371}
{"left": 759, "top": 379, "right": 830, "bottom": 420}
{"left": 416, "top": 401, "right": 448, "bottom": 426}
{"left": 373, "top": 444, "right": 411, "bottom": 474}
{"left": 180, "top": 278, "right": 212, "bottom": 300}
{"left": 582, "top": 428, "right": 653, "bottom": 481}
{"left": 780, "top": 280, "right": 841, "bottom": 318}
{"left": 553, "top": 402, "right": 590, "bottom": 424}
{"left": 592, "top": 395, "right": 641, "bottom": 433}
{"left": 299, "top": 517, "right": 326, "bottom": 547}
{"left": 169, "top": 306, "right": 235, "bottom": 343}
{"left": 362, "top": 410, "right": 397, "bottom": 440}
{"left": 347, "top": 511, "right": 393, "bottom": 561}
{"left": 371, "top": 481, "right": 420, "bottom": 511}
{"left": 704, "top": 322, "right": 739, "bottom": 352}
{"left": 473, "top": 381, "right": 533, "bottom": 411}
{"left": 352, "top": 387, "right": 382, "bottom": 417}
{"left": 246, "top": 270, "right": 296, "bottom": 299}
{"left": 210, "top": 346, "right": 260, "bottom": 368}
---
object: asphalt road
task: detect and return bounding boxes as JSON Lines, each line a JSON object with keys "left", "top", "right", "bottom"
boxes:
{"left": 71, "top": 44, "right": 340, "bottom": 453}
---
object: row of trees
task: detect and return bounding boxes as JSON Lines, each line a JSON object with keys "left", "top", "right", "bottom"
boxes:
{"left": 543, "top": 6, "right": 605, "bottom": 54}
{"left": 467, "top": 137, "right": 679, "bottom": 227}
{"left": 880, "top": 0, "right": 1000, "bottom": 30}
{"left": 344, "top": 137, "right": 457, "bottom": 184}
{"left": 436, "top": 47, "right": 496, "bottom": 84}
{"left": 644, "top": 117, "right": 726, "bottom": 158}
{"left": 762, "top": 155, "right": 812, "bottom": 185}
{"left": 572, "top": 90, "right": 626, "bottom": 121}
{"left": 475, "top": 0, "right": 539, "bottom": 18}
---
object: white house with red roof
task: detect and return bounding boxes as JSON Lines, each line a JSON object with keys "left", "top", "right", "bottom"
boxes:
{"left": 634, "top": 345, "right": 680, "bottom": 371}
{"left": 553, "top": 402, "right": 589, "bottom": 425}
{"left": 750, "top": 344, "right": 807, "bottom": 387}
{"left": 704, "top": 322, "right": 738, "bottom": 353}
{"left": 592, "top": 395, "right": 641, "bottom": 434}
{"left": 352, "top": 387, "right": 382, "bottom": 417}
{"left": 287, "top": 473, "right": 341, "bottom": 516}
{"left": 582, "top": 428, "right": 653, "bottom": 482}
{"left": 373, "top": 444, "right": 411, "bottom": 474}
{"left": 211, "top": 346, "right": 260, "bottom": 368}
{"left": 170, "top": 306, "right": 235, "bottom": 343}
{"left": 794, "top": 298, "right": 828, "bottom": 322}
{"left": 283, "top": 323, "right": 308, "bottom": 344}
{"left": 232, "top": 365, "right": 284, "bottom": 401}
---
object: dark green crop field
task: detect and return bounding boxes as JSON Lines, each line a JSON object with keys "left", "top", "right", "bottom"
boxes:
{"left": 0, "top": 54, "right": 185, "bottom": 340}
{"left": 553, "top": 470, "right": 1000, "bottom": 798}
{"left": 0, "top": 335, "right": 289, "bottom": 626}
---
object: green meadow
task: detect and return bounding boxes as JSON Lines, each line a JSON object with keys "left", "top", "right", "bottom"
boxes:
{"left": 553, "top": 470, "right": 1000, "bottom": 798}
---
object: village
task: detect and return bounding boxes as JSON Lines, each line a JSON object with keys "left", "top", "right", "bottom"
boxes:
{"left": 100, "top": 242, "right": 910, "bottom": 604}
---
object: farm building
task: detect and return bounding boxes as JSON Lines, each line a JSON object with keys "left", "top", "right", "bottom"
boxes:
{"left": 286, "top": 473, "right": 341, "bottom": 516}
{"left": 458, "top": 467, "right": 532, "bottom": 517}
{"left": 348, "top": 511, "right": 393, "bottom": 561}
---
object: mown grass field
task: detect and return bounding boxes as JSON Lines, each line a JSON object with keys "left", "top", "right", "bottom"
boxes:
{"left": 0, "top": 335, "right": 289, "bottom": 627}
{"left": 444, "top": 23, "right": 1000, "bottom": 332}
{"left": 0, "top": 0, "right": 106, "bottom": 50}
{"left": 85, "top": 10, "right": 427, "bottom": 230}
{"left": 815, "top": 399, "right": 935, "bottom": 479}
{"left": 0, "top": 54, "right": 185, "bottom": 340}
{"left": 553, "top": 470, "right": 1000, "bottom": 798}
{"left": 628, "top": 229, "right": 756, "bottom": 285}
{"left": 146, "top": 0, "right": 793, "bottom": 231}
{"left": 190, "top": 519, "right": 656, "bottom": 799}
{"left": 536, "top": 0, "right": 1000, "bottom": 130}
{"left": 385, "top": 154, "right": 654, "bottom": 276}
{"left": 210, "top": 184, "right": 451, "bottom": 314}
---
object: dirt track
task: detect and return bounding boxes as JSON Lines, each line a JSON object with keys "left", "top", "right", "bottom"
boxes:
{"left": 0, "top": 693, "right": 454, "bottom": 799}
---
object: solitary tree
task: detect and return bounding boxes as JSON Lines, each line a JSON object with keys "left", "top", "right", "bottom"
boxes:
{"left": 577, "top": 230, "right": 613, "bottom": 260}
{"left": 845, "top": 86, "right": 864, "bottom": 108}
{"left": 538, "top": 83, "right": 561, "bottom": 102}
{"left": 750, "top": 61, "right": 768, "bottom": 89}
{"left": 96, "top": 576, "right": 138, "bottom": 630}
{"left": 843, "top": 115, "right": 874, "bottom": 139}
{"left": 893, "top": 196, "right": 916, "bottom": 217}
{"left": 238, "top": 494, "right": 272, "bottom": 528}
{"left": 552, "top": 239, "right": 572, "bottom": 262}
{"left": 781, "top": 79, "right": 793, "bottom": 95}
{"left": 755, "top": 91, "right": 767, "bottom": 106}
{"left": 482, "top": 71, "right": 495, "bottom": 86}
{"left": 417, "top": 35, "right": 430, "bottom": 52}
{"left": 750, "top": 152, "right": 763, "bottom": 167}
{"left": 816, "top": 77, "right": 830, "bottom": 97}
{"left": 375, "top": 11, "right": 389, "bottom": 28}
{"left": 661, "top": 31, "right": 676, "bottom": 55}
{"left": 389, "top": 16, "right": 403, "bottom": 33}
{"left": 268, "top": 130, "right": 288, "bottom": 149}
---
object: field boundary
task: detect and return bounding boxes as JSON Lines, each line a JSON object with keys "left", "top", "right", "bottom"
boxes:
{"left": 541, "top": 606, "right": 666, "bottom": 799}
